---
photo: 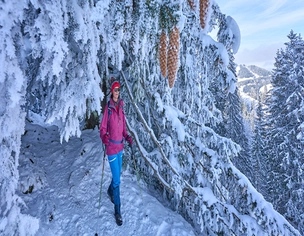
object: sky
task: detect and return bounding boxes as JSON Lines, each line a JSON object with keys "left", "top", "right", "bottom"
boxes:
{"left": 215, "top": 0, "right": 304, "bottom": 70}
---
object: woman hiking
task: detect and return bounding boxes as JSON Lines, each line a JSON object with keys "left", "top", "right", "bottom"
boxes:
{"left": 100, "top": 80, "right": 133, "bottom": 226}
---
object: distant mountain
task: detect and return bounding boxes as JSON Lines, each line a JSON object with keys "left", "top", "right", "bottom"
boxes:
{"left": 247, "top": 65, "right": 271, "bottom": 77}
{"left": 236, "top": 64, "right": 272, "bottom": 100}
{"left": 236, "top": 65, "right": 254, "bottom": 78}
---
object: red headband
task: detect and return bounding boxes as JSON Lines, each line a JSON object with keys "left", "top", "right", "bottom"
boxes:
{"left": 111, "top": 81, "right": 120, "bottom": 93}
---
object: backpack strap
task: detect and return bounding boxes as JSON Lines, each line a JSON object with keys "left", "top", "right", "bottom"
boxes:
{"left": 106, "top": 101, "right": 111, "bottom": 134}
{"left": 107, "top": 101, "right": 112, "bottom": 116}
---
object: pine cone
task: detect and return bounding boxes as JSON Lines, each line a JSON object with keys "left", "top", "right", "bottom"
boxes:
{"left": 188, "top": 0, "right": 195, "bottom": 10}
{"left": 159, "top": 30, "right": 167, "bottom": 78}
{"left": 200, "top": 0, "right": 209, "bottom": 29}
{"left": 167, "top": 26, "right": 180, "bottom": 88}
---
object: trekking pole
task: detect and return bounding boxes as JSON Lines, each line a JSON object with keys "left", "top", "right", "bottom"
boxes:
{"left": 98, "top": 144, "right": 106, "bottom": 216}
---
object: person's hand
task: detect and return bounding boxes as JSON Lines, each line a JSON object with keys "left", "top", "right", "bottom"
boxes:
{"left": 126, "top": 135, "right": 133, "bottom": 146}
{"left": 102, "top": 134, "right": 109, "bottom": 145}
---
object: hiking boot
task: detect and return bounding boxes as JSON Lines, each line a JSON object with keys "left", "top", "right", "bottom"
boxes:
{"left": 115, "top": 213, "right": 123, "bottom": 226}
{"left": 114, "top": 204, "right": 123, "bottom": 226}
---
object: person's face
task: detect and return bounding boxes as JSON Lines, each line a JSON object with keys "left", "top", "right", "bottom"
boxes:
{"left": 113, "top": 87, "right": 120, "bottom": 101}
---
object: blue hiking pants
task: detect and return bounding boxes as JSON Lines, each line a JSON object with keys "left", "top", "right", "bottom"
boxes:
{"left": 107, "top": 151, "right": 123, "bottom": 206}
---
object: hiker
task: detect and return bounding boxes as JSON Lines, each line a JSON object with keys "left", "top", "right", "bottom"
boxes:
{"left": 100, "top": 80, "right": 133, "bottom": 226}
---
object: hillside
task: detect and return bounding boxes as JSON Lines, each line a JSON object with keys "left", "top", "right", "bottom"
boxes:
{"left": 237, "top": 64, "right": 272, "bottom": 100}
{"left": 236, "top": 64, "right": 272, "bottom": 127}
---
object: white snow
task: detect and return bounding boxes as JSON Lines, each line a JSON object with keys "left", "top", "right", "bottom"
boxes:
{"left": 226, "top": 16, "right": 241, "bottom": 54}
{"left": 164, "top": 105, "right": 186, "bottom": 141}
{"left": 17, "top": 120, "right": 196, "bottom": 236}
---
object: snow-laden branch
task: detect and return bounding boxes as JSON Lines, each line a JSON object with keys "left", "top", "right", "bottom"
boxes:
{"left": 120, "top": 70, "right": 195, "bottom": 193}
{"left": 120, "top": 67, "right": 300, "bottom": 235}
{"left": 121, "top": 70, "right": 178, "bottom": 173}
{"left": 125, "top": 118, "right": 173, "bottom": 192}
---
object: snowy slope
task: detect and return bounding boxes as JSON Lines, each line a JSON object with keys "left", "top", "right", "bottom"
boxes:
{"left": 17, "top": 121, "right": 196, "bottom": 236}
{"left": 236, "top": 64, "right": 272, "bottom": 116}
{"left": 236, "top": 64, "right": 271, "bottom": 99}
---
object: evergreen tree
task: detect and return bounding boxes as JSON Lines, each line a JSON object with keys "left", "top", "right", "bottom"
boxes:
{"left": 0, "top": 1, "right": 39, "bottom": 235}
{"left": 251, "top": 95, "right": 268, "bottom": 196}
{"left": 265, "top": 31, "right": 304, "bottom": 233}
{"left": 210, "top": 10, "right": 253, "bottom": 183}
{"left": 23, "top": 0, "right": 103, "bottom": 142}
{"left": 225, "top": 88, "right": 253, "bottom": 183}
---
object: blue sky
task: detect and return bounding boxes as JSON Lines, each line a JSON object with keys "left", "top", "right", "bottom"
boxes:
{"left": 214, "top": 0, "right": 304, "bottom": 70}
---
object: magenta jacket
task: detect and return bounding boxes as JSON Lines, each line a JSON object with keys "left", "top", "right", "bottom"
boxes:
{"left": 100, "top": 98, "right": 129, "bottom": 156}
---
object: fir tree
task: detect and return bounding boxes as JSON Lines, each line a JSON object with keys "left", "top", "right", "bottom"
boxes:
{"left": 265, "top": 31, "right": 304, "bottom": 233}
{"left": 226, "top": 88, "right": 253, "bottom": 183}
{"left": 0, "top": 1, "right": 39, "bottom": 235}
{"left": 251, "top": 95, "right": 268, "bottom": 196}
{"left": 211, "top": 9, "right": 253, "bottom": 183}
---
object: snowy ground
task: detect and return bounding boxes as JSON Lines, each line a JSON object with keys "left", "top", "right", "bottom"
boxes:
{"left": 18, "top": 121, "right": 196, "bottom": 236}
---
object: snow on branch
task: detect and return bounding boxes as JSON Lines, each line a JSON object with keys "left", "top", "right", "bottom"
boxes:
{"left": 121, "top": 70, "right": 196, "bottom": 194}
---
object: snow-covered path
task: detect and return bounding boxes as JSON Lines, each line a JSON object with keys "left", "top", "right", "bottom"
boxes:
{"left": 18, "top": 122, "right": 196, "bottom": 236}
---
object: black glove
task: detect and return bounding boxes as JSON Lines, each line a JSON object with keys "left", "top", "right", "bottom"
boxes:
{"left": 102, "top": 134, "right": 109, "bottom": 145}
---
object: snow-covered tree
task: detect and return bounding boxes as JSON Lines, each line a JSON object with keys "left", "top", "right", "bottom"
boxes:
{"left": 264, "top": 31, "right": 304, "bottom": 233}
{"left": 0, "top": 1, "right": 39, "bottom": 235}
{"left": 251, "top": 95, "right": 268, "bottom": 196}
{"left": 224, "top": 88, "right": 253, "bottom": 184}
{"left": 24, "top": 0, "right": 103, "bottom": 142}
{"left": 114, "top": 1, "right": 299, "bottom": 235}
{"left": 210, "top": 9, "right": 253, "bottom": 185}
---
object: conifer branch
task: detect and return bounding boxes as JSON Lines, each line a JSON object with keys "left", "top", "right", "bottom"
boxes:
{"left": 120, "top": 69, "right": 196, "bottom": 194}
{"left": 120, "top": 68, "right": 179, "bottom": 175}
{"left": 125, "top": 119, "right": 174, "bottom": 192}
